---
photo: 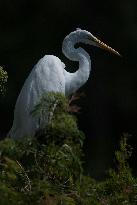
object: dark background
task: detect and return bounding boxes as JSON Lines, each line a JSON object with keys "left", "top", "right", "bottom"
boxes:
{"left": 0, "top": 0, "right": 137, "bottom": 179}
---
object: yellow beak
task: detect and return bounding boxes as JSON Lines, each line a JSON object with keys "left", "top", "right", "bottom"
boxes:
{"left": 93, "top": 37, "right": 121, "bottom": 57}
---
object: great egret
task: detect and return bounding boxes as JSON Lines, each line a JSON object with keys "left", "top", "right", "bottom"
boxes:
{"left": 9, "top": 29, "right": 120, "bottom": 139}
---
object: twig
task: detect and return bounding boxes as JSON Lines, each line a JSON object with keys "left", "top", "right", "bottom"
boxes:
{"left": 16, "top": 160, "right": 31, "bottom": 192}
{"left": 48, "top": 100, "right": 58, "bottom": 123}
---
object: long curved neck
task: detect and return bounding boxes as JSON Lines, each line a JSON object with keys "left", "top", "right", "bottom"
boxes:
{"left": 62, "top": 33, "right": 91, "bottom": 96}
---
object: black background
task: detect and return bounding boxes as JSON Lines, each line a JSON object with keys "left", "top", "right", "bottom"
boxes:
{"left": 0, "top": 0, "right": 137, "bottom": 179}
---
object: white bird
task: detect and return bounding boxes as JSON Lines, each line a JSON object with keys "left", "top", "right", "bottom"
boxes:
{"left": 9, "top": 29, "right": 120, "bottom": 139}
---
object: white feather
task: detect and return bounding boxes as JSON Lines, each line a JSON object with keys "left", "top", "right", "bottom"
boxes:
{"left": 9, "top": 29, "right": 93, "bottom": 138}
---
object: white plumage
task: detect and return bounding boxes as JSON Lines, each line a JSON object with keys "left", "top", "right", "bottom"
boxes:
{"left": 9, "top": 29, "right": 120, "bottom": 138}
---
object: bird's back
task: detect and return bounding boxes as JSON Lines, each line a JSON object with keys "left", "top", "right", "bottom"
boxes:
{"left": 9, "top": 55, "right": 65, "bottom": 138}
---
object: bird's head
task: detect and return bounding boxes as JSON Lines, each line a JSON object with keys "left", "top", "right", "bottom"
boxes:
{"left": 74, "top": 28, "right": 121, "bottom": 57}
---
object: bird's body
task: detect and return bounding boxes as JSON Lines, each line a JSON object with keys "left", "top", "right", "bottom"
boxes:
{"left": 9, "top": 29, "right": 120, "bottom": 138}
{"left": 9, "top": 55, "right": 66, "bottom": 138}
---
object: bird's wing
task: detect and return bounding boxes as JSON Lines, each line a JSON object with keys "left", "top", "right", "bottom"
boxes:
{"left": 17, "top": 55, "right": 66, "bottom": 111}
{"left": 10, "top": 55, "right": 66, "bottom": 138}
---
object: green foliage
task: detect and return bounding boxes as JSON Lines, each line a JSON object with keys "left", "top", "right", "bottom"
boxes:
{"left": 92, "top": 135, "right": 137, "bottom": 205}
{"left": 0, "top": 66, "right": 8, "bottom": 95}
{"left": 0, "top": 93, "right": 137, "bottom": 205}
{"left": 0, "top": 92, "right": 85, "bottom": 205}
